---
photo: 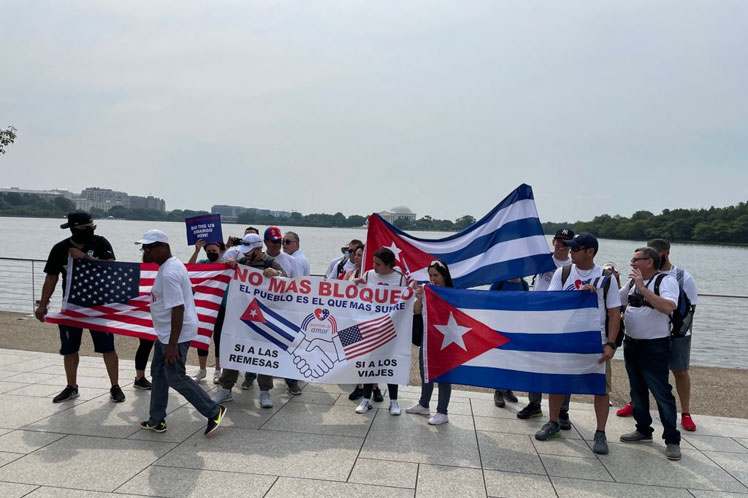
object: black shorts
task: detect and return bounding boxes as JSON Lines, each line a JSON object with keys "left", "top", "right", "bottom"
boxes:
{"left": 59, "top": 325, "right": 116, "bottom": 355}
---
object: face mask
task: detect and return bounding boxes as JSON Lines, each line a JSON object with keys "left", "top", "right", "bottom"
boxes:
{"left": 70, "top": 227, "right": 94, "bottom": 244}
{"left": 206, "top": 252, "right": 220, "bottom": 262}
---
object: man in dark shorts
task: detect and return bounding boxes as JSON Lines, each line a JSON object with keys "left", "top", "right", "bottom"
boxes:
{"left": 34, "top": 211, "right": 125, "bottom": 404}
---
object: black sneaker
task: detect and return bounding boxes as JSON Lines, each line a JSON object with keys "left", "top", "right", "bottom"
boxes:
{"left": 205, "top": 405, "right": 227, "bottom": 437}
{"left": 53, "top": 385, "right": 79, "bottom": 403}
{"left": 140, "top": 420, "right": 167, "bottom": 433}
{"left": 535, "top": 421, "right": 561, "bottom": 441}
{"left": 348, "top": 386, "right": 364, "bottom": 401}
{"left": 559, "top": 409, "right": 572, "bottom": 430}
{"left": 287, "top": 383, "right": 302, "bottom": 395}
{"left": 110, "top": 385, "right": 126, "bottom": 403}
{"left": 133, "top": 377, "right": 152, "bottom": 390}
{"left": 372, "top": 387, "right": 384, "bottom": 403}
{"left": 504, "top": 390, "right": 518, "bottom": 403}
{"left": 517, "top": 403, "right": 542, "bottom": 419}
{"left": 494, "top": 390, "right": 505, "bottom": 408}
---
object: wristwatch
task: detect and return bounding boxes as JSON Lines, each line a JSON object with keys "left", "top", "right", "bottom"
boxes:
{"left": 604, "top": 341, "right": 617, "bottom": 350}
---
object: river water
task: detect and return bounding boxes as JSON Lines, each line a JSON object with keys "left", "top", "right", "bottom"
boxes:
{"left": 1, "top": 217, "right": 746, "bottom": 369}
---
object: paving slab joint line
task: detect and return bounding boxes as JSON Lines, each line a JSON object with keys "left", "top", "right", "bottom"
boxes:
{"left": 261, "top": 475, "right": 280, "bottom": 498}
{"left": 18, "top": 484, "right": 40, "bottom": 498}
{"left": 344, "top": 399, "right": 380, "bottom": 483}
{"left": 469, "top": 397, "right": 490, "bottom": 498}
{"left": 698, "top": 450, "right": 748, "bottom": 493}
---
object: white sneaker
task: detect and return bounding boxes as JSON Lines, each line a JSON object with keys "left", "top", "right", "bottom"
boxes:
{"left": 406, "top": 404, "right": 430, "bottom": 415}
{"left": 211, "top": 387, "right": 233, "bottom": 404}
{"left": 356, "top": 399, "right": 373, "bottom": 414}
{"left": 389, "top": 400, "right": 401, "bottom": 416}
{"left": 193, "top": 368, "right": 207, "bottom": 382}
{"left": 260, "top": 391, "right": 274, "bottom": 408}
{"left": 212, "top": 369, "right": 222, "bottom": 385}
{"left": 428, "top": 413, "right": 449, "bottom": 425}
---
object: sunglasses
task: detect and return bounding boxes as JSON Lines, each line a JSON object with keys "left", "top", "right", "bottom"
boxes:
{"left": 430, "top": 260, "right": 445, "bottom": 269}
{"left": 282, "top": 239, "right": 297, "bottom": 245}
{"left": 140, "top": 243, "right": 162, "bottom": 252}
{"left": 630, "top": 257, "right": 651, "bottom": 263}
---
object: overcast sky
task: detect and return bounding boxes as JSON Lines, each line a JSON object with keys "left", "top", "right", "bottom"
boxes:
{"left": 1, "top": 0, "right": 746, "bottom": 223}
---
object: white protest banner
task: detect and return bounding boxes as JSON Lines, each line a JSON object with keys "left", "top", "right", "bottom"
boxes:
{"left": 221, "top": 266, "right": 415, "bottom": 384}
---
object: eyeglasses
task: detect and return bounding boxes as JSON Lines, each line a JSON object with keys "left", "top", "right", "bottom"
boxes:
{"left": 282, "top": 239, "right": 297, "bottom": 245}
{"left": 570, "top": 246, "right": 587, "bottom": 253}
{"left": 630, "top": 257, "right": 650, "bottom": 263}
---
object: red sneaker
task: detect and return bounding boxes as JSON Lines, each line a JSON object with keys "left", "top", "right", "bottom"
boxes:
{"left": 681, "top": 413, "right": 696, "bottom": 431}
{"left": 616, "top": 402, "right": 633, "bottom": 417}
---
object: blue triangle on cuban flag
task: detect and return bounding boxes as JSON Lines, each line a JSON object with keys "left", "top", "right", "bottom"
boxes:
{"left": 240, "top": 298, "right": 266, "bottom": 325}
{"left": 424, "top": 286, "right": 510, "bottom": 381}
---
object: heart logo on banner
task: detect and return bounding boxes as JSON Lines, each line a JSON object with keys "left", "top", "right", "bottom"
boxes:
{"left": 314, "top": 308, "right": 330, "bottom": 321}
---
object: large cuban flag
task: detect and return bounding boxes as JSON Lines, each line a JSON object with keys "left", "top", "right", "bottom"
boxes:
{"left": 422, "top": 285, "right": 606, "bottom": 395}
{"left": 364, "top": 184, "right": 556, "bottom": 288}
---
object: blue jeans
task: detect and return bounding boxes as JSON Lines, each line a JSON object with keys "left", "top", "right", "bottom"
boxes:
{"left": 418, "top": 346, "right": 451, "bottom": 415}
{"left": 624, "top": 337, "right": 680, "bottom": 446}
{"left": 150, "top": 341, "right": 219, "bottom": 425}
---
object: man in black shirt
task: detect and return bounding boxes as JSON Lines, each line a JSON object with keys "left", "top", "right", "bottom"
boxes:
{"left": 34, "top": 212, "right": 125, "bottom": 403}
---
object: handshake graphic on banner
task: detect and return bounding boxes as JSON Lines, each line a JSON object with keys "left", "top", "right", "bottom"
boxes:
{"left": 289, "top": 335, "right": 346, "bottom": 379}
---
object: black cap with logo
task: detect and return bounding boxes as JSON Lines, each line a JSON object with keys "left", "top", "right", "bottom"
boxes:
{"left": 60, "top": 212, "right": 93, "bottom": 229}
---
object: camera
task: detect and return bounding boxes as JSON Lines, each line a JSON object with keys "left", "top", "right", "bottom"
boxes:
{"left": 628, "top": 292, "right": 647, "bottom": 308}
{"left": 227, "top": 236, "right": 242, "bottom": 247}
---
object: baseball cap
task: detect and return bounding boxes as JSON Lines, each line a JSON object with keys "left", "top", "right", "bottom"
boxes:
{"left": 553, "top": 228, "right": 575, "bottom": 240}
{"left": 563, "top": 232, "right": 599, "bottom": 253}
{"left": 264, "top": 226, "right": 282, "bottom": 242}
{"left": 239, "top": 233, "right": 263, "bottom": 254}
{"left": 135, "top": 229, "right": 170, "bottom": 245}
{"left": 60, "top": 211, "right": 94, "bottom": 229}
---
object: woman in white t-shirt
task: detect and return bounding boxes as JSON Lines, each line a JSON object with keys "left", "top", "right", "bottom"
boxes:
{"left": 344, "top": 246, "right": 364, "bottom": 281}
{"left": 354, "top": 247, "right": 407, "bottom": 416}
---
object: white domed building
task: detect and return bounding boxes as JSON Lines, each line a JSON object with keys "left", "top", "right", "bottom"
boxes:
{"left": 379, "top": 205, "right": 416, "bottom": 223}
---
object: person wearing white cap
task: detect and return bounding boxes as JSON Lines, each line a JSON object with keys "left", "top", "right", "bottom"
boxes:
{"left": 212, "top": 234, "right": 286, "bottom": 408}
{"left": 136, "top": 229, "right": 227, "bottom": 437}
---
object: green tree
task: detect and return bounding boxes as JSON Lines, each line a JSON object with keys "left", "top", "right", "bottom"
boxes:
{"left": 0, "top": 126, "right": 17, "bottom": 155}
{"left": 454, "top": 215, "right": 476, "bottom": 230}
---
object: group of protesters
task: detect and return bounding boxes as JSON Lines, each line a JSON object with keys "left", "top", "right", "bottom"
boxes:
{"left": 34, "top": 212, "right": 697, "bottom": 459}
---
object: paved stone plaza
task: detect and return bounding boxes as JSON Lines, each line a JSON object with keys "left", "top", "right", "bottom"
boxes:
{"left": 0, "top": 348, "right": 747, "bottom": 498}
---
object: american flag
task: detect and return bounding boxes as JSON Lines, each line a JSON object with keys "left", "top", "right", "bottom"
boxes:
{"left": 337, "top": 314, "right": 397, "bottom": 359}
{"left": 45, "top": 258, "right": 232, "bottom": 350}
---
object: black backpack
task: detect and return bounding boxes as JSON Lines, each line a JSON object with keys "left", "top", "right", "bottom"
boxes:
{"left": 652, "top": 271, "right": 695, "bottom": 338}
{"left": 561, "top": 265, "right": 624, "bottom": 347}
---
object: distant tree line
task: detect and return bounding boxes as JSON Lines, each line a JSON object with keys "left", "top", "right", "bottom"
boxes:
{"left": 543, "top": 203, "right": 748, "bottom": 245}
{"left": 4, "top": 192, "right": 748, "bottom": 244}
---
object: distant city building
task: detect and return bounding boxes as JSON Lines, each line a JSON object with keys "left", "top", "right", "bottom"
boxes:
{"left": 211, "top": 205, "right": 292, "bottom": 222}
{"left": 130, "top": 195, "right": 166, "bottom": 212}
{"left": 379, "top": 205, "right": 416, "bottom": 223}
{"left": 0, "top": 187, "right": 74, "bottom": 200}
{"left": 78, "top": 187, "right": 130, "bottom": 211}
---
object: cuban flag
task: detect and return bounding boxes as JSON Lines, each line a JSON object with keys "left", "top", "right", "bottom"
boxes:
{"left": 240, "top": 298, "right": 300, "bottom": 350}
{"left": 423, "top": 285, "right": 605, "bottom": 395}
{"left": 363, "top": 184, "right": 556, "bottom": 288}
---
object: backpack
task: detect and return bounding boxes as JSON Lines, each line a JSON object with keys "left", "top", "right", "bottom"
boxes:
{"left": 652, "top": 271, "right": 694, "bottom": 338}
{"left": 562, "top": 265, "right": 624, "bottom": 347}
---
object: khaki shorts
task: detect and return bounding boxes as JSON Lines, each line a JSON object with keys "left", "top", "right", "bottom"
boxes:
{"left": 605, "top": 359, "right": 612, "bottom": 395}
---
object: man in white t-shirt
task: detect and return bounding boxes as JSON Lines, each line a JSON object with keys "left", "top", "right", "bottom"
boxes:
{"left": 261, "top": 226, "right": 304, "bottom": 395}
{"left": 619, "top": 247, "right": 681, "bottom": 461}
{"left": 283, "top": 231, "right": 311, "bottom": 276}
{"left": 617, "top": 239, "right": 699, "bottom": 432}
{"left": 534, "top": 233, "right": 621, "bottom": 456}
{"left": 517, "top": 227, "right": 575, "bottom": 418}
{"left": 533, "top": 228, "right": 575, "bottom": 291}
{"left": 136, "top": 229, "right": 226, "bottom": 437}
